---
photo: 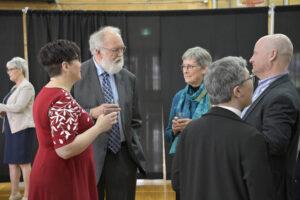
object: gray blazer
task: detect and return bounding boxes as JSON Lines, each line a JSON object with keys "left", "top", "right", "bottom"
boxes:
{"left": 0, "top": 79, "right": 35, "bottom": 133}
{"left": 73, "top": 58, "right": 146, "bottom": 183}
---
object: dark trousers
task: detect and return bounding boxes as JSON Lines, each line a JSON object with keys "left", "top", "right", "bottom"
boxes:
{"left": 98, "top": 142, "right": 137, "bottom": 200}
{"left": 176, "top": 190, "right": 180, "bottom": 200}
{"left": 294, "top": 155, "right": 300, "bottom": 200}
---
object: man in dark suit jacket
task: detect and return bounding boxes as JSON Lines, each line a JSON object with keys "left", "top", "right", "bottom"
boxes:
{"left": 74, "top": 26, "right": 146, "bottom": 200}
{"left": 172, "top": 56, "right": 275, "bottom": 200}
{"left": 242, "top": 34, "right": 300, "bottom": 200}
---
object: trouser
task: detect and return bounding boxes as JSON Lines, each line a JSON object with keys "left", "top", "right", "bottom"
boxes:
{"left": 98, "top": 142, "right": 137, "bottom": 200}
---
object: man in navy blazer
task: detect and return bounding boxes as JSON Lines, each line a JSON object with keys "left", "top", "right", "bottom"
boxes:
{"left": 74, "top": 26, "right": 146, "bottom": 200}
{"left": 242, "top": 34, "right": 300, "bottom": 200}
{"left": 172, "top": 56, "right": 275, "bottom": 200}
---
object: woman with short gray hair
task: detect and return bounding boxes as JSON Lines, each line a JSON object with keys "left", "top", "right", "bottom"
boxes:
{"left": 165, "top": 46, "right": 212, "bottom": 199}
{"left": 165, "top": 46, "right": 212, "bottom": 154}
{"left": 0, "top": 57, "right": 35, "bottom": 200}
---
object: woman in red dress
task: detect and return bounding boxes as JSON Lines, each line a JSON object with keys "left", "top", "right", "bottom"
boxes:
{"left": 28, "top": 40, "right": 118, "bottom": 200}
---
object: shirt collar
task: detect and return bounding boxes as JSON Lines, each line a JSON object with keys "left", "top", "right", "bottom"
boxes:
{"left": 92, "top": 56, "right": 105, "bottom": 77}
{"left": 257, "top": 71, "right": 288, "bottom": 86}
{"left": 215, "top": 105, "right": 242, "bottom": 118}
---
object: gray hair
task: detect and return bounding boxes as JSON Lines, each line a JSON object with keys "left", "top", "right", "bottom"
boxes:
{"left": 182, "top": 46, "right": 212, "bottom": 68}
{"left": 6, "top": 57, "right": 28, "bottom": 77}
{"left": 204, "top": 56, "right": 248, "bottom": 105}
{"left": 89, "top": 26, "right": 121, "bottom": 56}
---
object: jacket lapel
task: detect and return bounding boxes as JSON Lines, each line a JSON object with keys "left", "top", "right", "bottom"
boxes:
{"left": 2, "top": 86, "right": 16, "bottom": 104}
{"left": 208, "top": 107, "right": 242, "bottom": 122}
{"left": 243, "top": 74, "right": 289, "bottom": 119}
{"left": 89, "top": 60, "right": 105, "bottom": 105}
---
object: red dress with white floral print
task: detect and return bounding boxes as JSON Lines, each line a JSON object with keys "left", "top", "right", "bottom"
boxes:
{"left": 29, "top": 87, "right": 98, "bottom": 200}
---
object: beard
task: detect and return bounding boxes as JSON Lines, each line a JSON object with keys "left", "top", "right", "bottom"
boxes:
{"left": 101, "top": 56, "right": 124, "bottom": 74}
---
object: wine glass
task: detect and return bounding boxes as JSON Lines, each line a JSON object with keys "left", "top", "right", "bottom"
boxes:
{"left": 177, "top": 112, "right": 184, "bottom": 119}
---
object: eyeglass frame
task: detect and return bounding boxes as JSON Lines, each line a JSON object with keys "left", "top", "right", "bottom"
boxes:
{"left": 180, "top": 64, "right": 201, "bottom": 71}
{"left": 100, "top": 46, "right": 126, "bottom": 54}
{"left": 238, "top": 73, "right": 256, "bottom": 86}
{"left": 6, "top": 67, "right": 19, "bottom": 73}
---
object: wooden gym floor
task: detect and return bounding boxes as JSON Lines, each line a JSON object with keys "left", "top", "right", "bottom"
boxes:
{"left": 0, "top": 179, "right": 175, "bottom": 200}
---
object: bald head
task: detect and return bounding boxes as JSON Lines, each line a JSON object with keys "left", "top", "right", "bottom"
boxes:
{"left": 250, "top": 34, "right": 293, "bottom": 79}
{"left": 260, "top": 34, "right": 293, "bottom": 66}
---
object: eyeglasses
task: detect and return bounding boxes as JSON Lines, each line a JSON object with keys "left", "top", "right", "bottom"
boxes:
{"left": 100, "top": 46, "right": 126, "bottom": 54}
{"left": 180, "top": 64, "right": 200, "bottom": 71}
{"left": 238, "top": 73, "right": 256, "bottom": 85}
{"left": 6, "top": 67, "right": 18, "bottom": 73}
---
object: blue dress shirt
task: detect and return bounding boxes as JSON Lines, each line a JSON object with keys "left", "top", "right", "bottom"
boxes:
{"left": 92, "top": 57, "right": 125, "bottom": 142}
{"left": 241, "top": 71, "right": 289, "bottom": 118}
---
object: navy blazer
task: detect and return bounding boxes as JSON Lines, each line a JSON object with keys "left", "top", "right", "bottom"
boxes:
{"left": 243, "top": 74, "right": 300, "bottom": 200}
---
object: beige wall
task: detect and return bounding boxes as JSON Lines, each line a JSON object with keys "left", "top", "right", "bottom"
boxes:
{"left": 0, "top": 0, "right": 299, "bottom": 11}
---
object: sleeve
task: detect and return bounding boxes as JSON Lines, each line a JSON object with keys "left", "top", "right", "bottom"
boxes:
{"left": 131, "top": 75, "right": 142, "bottom": 130}
{"left": 262, "top": 94, "right": 298, "bottom": 155}
{"left": 165, "top": 92, "right": 180, "bottom": 143}
{"left": 171, "top": 127, "right": 185, "bottom": 191}
{"left": 48, "top": 94, "right": 80, "bottom": 149}
{"left": 241, "top": 131, "right": 275, "bottom": 200}
{"left": 0, "top": 84, "right": 34, "bottom": 113}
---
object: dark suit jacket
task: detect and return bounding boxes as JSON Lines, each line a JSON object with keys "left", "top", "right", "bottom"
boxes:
{"left": 243, "top": 74, "right": 300, "bottom": 200}
{"left": 172, "top": 107, "right": 275, "bottom": 200}
{"left": 73, "top": 58, "right": 146, "bottom": 183}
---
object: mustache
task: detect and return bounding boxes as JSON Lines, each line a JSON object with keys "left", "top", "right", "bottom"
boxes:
{"left": 113, "top": 57, "right": 123, "bottom": 63}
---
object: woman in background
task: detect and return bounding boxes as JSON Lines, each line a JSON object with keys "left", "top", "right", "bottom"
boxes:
{"left": 0, "top": 57, "right": 35, "bottom": 200}
{"left": 165, "top": 46, "right": 212, "bottom": 199}
{"left": 29, "top": 40, "right": 117, "bottom": 200}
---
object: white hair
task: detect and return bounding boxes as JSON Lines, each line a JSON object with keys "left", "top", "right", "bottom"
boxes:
{"left": 89, "top": 26, "right": 121, "bottom": 56}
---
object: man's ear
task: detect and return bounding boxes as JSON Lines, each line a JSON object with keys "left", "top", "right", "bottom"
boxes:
{"left": 232, "top": 85, "right": 241, "bottom": 98}
{"left": 95, "top": 49, "right": 104, "bottom": 59}
{"left": 270, "top": 49, "right": 278, "bottom": 62}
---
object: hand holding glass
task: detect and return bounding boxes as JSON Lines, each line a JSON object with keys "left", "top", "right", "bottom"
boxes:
{"left": 102, "top": 99, "right": 121, "bottom": 115}
{"left": 103, "top": 107, "right": 119, "bottom": 115}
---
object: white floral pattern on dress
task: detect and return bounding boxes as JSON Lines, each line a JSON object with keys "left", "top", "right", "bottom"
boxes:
{"left": 48, "top": 89, "right": 83, "bottom": 145}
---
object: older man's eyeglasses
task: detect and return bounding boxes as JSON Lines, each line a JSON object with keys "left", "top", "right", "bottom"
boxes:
{"left": 101, "top": 46, "right": 126, "bottom": 54}
{"left": 238, "top": 73, "right": 256, "bottom": 85}
{"left": 6, "top": 67, "right": 18, "bottom": 73}
{"left": 180, "top": 64, "right": 200, "bottom": 71}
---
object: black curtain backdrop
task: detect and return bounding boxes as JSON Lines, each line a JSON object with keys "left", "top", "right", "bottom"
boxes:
{"left": 274, "top": 5, "right": 300, "bottom": 93}
{"left": 0, "top": 10, "right": 24, "bottom": 181}
{"left": 25, "top": 8, "right": 268, "bottom": 179}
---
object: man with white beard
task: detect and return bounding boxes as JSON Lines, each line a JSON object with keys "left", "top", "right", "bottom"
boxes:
{"left": 74, "top": 26, "right": 146, "bottom": 200}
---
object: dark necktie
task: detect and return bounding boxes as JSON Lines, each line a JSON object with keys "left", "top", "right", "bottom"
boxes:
{"left": 101, "top": 72, "right": 121, "bottom": 154}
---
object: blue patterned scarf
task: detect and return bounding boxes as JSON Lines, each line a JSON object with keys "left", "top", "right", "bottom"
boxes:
{"left": 176, "top": 82, "right": 210, "bottom": 119}
{"left": 170, "top": 82, "right": 210, "bottom": 154}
